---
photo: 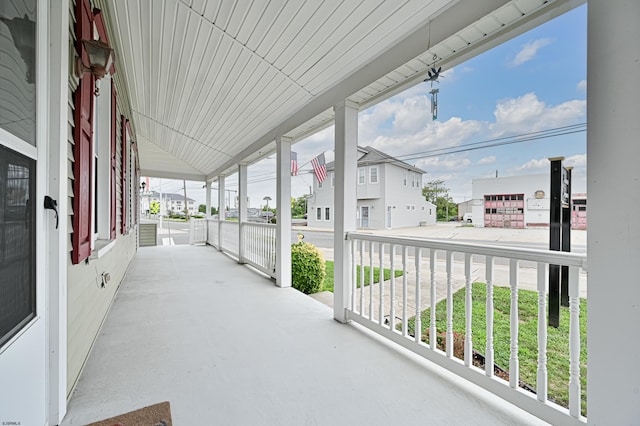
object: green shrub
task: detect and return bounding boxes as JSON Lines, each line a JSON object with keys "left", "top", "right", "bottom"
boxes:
{"left": 291, "top": 242, "right": 326, "bottom": 294}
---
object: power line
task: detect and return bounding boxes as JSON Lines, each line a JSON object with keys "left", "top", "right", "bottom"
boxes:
{"left": 231, "top": 123, "right": 587, "bottom": 186}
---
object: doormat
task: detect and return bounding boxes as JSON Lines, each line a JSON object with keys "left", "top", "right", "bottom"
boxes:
{"left": 86, "top": 401, "right": 172, "bottom": 426}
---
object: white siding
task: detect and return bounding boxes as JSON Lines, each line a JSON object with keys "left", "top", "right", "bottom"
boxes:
{"left": 66, "top": 0, "right": 139, "bottom": 397}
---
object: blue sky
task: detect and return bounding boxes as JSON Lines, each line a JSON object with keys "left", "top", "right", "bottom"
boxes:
{"left": 153, "top": 5, "right": 587, "bottom": 208}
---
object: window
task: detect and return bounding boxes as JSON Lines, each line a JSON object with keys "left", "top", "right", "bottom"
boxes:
{"left": 411, "top": 205, "right": 416, "bottom": 211}
{"left": 0, "top": 2, "right": 37, "bottom": 146}
{"left": 318, "top": 179, "right": 323, "bottom": 189}
{"left": 411, "top": 174, "right": 416, "bottom": 187}
{"left": 72, "top": 4, "right": 119, "bottom": 263}
{"left": 331, "top": 172, "right": 335, "bottom": 188}
{"left": 316, "top": 207, "right": 322, "bottom": 220}
{"left": 369, "top": 167, "right": 378, "bottom": 183}
{"left": 406, "top": 205, "right": 410, "bottom": 210}
{"left": 325, "top": 207, "right": 330, "bottom": 221}
{"left": 0, "top": 146, "right": 36, "bottom": 348}
{"left": 358, "top": 167, "right": 365, "bottom": 184}
{"left": 91, "top": 75, "right": 113, "bottom": 246}
{"left": 403, "top": 172, "right": 407, "bottom": 186}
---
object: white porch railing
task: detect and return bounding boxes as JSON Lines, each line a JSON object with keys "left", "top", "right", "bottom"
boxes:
{"left": 220, "top": 221, "right": 239, "bottom": 256}
{"left": 206, "top": 220, "right": 276, "bottom": 279}
{"left": 206, "top": 218, "right": 219, "bottom": 248}
{"left": 189, "top": 218, "right": 207, "bottom": 244}
{"left": 345, "top": 232, "right": 587, "bottom": 426}
{"left": 206, "top": 219, "right": 240, "bottom": 257}
{"left": 240, "top": 222, "right": 277, "bottom": 278}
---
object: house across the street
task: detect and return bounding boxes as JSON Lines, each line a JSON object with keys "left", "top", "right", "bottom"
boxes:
{"left": 307, "top": 146, "right": 436, "bottom": 229}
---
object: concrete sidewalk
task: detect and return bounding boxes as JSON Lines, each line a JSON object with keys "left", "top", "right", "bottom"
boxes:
{"left": 295, "top": 221, "right": 586, "bottom": 249}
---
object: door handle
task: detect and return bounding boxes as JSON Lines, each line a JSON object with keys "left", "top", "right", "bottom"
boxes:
{"left": 44, "top": 195, "right": 58, "bottom": 229}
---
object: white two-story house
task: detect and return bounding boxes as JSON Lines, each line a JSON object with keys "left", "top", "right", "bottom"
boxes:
{"left": 307, "top": 146, "right": 436, "bottom": 229}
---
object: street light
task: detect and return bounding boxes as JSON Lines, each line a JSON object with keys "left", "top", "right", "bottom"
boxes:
{"left": 263, "top": 196, "right": 272, "bottom": 209}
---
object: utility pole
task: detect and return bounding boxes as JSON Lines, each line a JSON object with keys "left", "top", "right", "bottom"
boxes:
{"left": 183, "top": 179, "right": 189, "bottom": 219}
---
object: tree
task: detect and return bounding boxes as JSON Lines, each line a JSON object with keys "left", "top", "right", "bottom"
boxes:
{"left": 198, "top": 204, "right": 206, "bottom": 213}
{"left": 150, "top": 200, "right": 160, "bottom": 215}
{"left": 422, "top": 180, "right": 447, "bottom": 203}
{"left": 291, "top": 196, "right": 308, "bottom": 218}
{"left": 422, "top": 180, "right": 458, "bottom": 221}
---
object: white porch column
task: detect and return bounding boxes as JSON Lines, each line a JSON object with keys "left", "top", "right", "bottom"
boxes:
{"left": 205, "top": 181, "right": 211, "bottom": 218}
{"left": 217, "top": 176, "right": 225, "bottom": 251}
{"left": 333, "top": 100, "right": 359, "bottom": 323}
{"left": 238, "top": 163, "right": 248, "bottom": 264}
{"left": 275, "top": 136, "right": 292, "bottom": 287}
{"left": 47, "top": 0, "right": 69, "bottom": 422}
{"left": 587, "top": 2, "right": 640, "bottom": 423}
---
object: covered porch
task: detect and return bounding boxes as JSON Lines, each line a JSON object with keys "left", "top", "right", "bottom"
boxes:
{"left": 61, "top": 244, "right": 544, "bottom": 425}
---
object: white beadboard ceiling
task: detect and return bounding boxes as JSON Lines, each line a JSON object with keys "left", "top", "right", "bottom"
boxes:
{"left": 105, "top": 0, "right": 583, "bottom": 181}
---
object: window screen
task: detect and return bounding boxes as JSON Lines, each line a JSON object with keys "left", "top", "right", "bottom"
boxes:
{"left": 0, "top": 145, "right": 36, "bottom": 348}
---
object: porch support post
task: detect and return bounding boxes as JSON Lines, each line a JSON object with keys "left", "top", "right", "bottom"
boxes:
{"left": 238, "top": 163, "right": 248, "bottom": 264}
{"left": 205, "top": 181, "right": 211, "bottom": 218}
{"left": 333, "top": 100, "right": 359, "bottom": 323}
{"left": 587, "top": 2, "right": 640, "bottom": 423}
{"left": 47, "top": 0, "right": 70, "bottom": 422}
{"left": 275, "top": 136, "right": 292, "bottom": 287}
{"left": 217, "top": 176, "right": 225, "bottom": 251}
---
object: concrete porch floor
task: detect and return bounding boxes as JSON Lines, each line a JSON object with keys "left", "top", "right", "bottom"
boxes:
{"left": 62, "top": 245, "right": 547, "bottom": 425}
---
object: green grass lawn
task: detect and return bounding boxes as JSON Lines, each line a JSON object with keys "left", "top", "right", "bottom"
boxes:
{"left": 322, "top": 261, "right": 404, "bottom": 293}
{"left": 407, "top": 283, "right": 587, "bottom": 415}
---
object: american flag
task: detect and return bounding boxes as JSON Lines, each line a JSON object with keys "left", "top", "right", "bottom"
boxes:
{"left": 311, "top": 152, "right": 327, "bottom": 183}
{"left": 291, "top": 151, "right": 298, "bottom": 176}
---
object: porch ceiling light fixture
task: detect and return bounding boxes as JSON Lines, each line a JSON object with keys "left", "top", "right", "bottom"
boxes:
{"left": 76, "top": 38, "right": 114, "bottom": 81}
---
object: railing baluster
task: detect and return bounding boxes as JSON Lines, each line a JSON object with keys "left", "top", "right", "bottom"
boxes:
{"left": 389, "top": 244, "right": 396, "bottom": 331}
{"left": 360, "top": 240, "right": 365, "bottom": 315}
{"left": 415, "top": 248, "right": 422, "bottom": 344}
{"left": 351, "top": 238, "right": 356, "bottom": 312}
{"left": 369, "top": 241, "right": 374, "bottom": 321}
{"left": 569, "top": 265, "right": 581, "bottom": 418}
{"left": 509, "top": 259, "right": 519, "bottom": 389}
{"left": 464, "top": 253, "right": 472, "bottom": 367}
{"left": 430, "top": 249, "right": 436, "bottom": 350}
{"left": 537, "top": 262, "right": 548, "bottom": 402}
{"left": 486, "top": 256, "right": 494, "bottom": 377}
{"left": 446, "top": 251, "right": 453, "bottom": 358}
{"left": 402, "top": 245, "right": 408, "bottom": 337}
{"left": 378, "top": 243, "right": 385, "bottom": 326}
{"left": 350, "top": 240, "right": 358, "bottom": 312}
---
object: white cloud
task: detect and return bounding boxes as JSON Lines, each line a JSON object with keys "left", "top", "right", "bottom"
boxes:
{"left": 477, "top": 156, "right": 496, "bottom": 165}
{"left": 577, "top": 79, "right": 587, "bottom": 92}
{"left": 490, "top": 92, "right": 586, "bottom": 136}
{"left": 565, "top": 153, "right": 586, "bottom": 167}
{"left": 510, "top": 38, "right": 553, "bottom": 67}
{"left": 416, "top": 156, "right": 472, "bottom": 171}
{"left": 515, "top": 158, "right": 549, "bottom": 172}
{"left": 513, "top": 153, "right": 586, "bottom": 173}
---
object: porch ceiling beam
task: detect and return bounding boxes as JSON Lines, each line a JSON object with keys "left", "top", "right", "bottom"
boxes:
{"left": 140, "top": 169, "right": 206, "bottom": 182}
{"left": 207, "top": 0, "right": 513, "bottom": 180}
